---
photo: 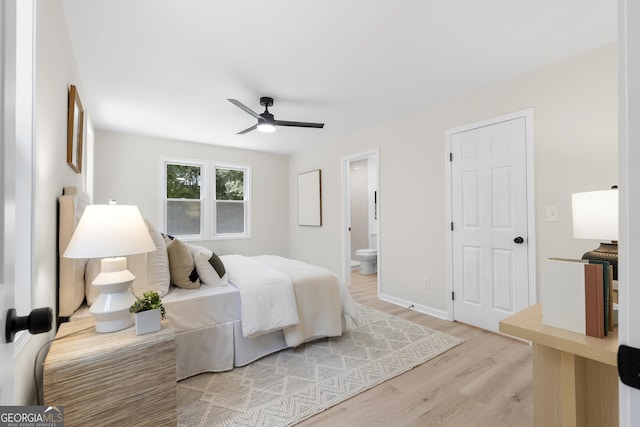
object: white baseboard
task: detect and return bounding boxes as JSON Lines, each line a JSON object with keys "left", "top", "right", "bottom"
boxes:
{"left": 379, "top": 292, "right": 449, "bottom": 320}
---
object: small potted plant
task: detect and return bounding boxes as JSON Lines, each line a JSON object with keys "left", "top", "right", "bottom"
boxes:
{"left": 129, "top": 290, "right": 166, "bottom": 335}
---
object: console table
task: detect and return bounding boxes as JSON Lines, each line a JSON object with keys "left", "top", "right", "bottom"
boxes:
{"left": 499, "top": 304, "right": 618, "bottom": 427}
{"left": 43, "top": 318, "right": 177, "bottom": 426}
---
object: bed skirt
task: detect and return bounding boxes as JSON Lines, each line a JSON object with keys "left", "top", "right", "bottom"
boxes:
{"left": 164, "top": 282, "right": 290, "bottom": 380}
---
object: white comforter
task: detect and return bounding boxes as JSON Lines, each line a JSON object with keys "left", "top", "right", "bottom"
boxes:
{"left": 255, "top": 255, "right": 350, "bottom": 346}
{"left": 222, "top": 254, "right": 358, "bottom": 347}
{"left": 221, "top": 254, "right": 300, "bottom": 338}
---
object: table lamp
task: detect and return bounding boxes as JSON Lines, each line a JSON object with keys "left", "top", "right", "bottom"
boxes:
{"left": 571, "top": 188, "right": 618, "bottom": 280}
{"left": 63, "top": 203, "right": 155, "bottom": 332}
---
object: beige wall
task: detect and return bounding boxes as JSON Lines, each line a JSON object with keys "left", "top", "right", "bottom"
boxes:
{"left": 93, "top": 131, "right": 290, "bottom": 257}
{"left": 289, "top": 43, "right": 618, "bottom": 315}
{"left": 349, "top": 159, "right": 369, "bottom": 258}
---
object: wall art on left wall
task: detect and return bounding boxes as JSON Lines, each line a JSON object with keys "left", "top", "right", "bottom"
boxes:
{"left": 67, "top": 84, "right": 84, "bottom": 173}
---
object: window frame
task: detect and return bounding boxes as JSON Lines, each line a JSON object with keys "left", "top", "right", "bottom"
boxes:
{"left": 160, "top": 158, "right": 251, "bottom": 240}
{"left": 161, "top": 157, "right": 207, "bottom": 240}
{"left": 211, "top": 162, "right": 251, "bottom": 240}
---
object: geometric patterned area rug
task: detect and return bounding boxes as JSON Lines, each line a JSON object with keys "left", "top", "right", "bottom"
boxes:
{"left": 176, "top": 303, "right": 464, "bottom": 427}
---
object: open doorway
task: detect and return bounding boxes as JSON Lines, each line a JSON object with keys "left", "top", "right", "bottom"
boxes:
{"left": 342, "top": 149, "right": 379, "bottom": 290}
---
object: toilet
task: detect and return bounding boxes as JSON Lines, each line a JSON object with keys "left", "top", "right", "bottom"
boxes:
{"left": 355, "top": 248, "right": 377, "bottom": 274}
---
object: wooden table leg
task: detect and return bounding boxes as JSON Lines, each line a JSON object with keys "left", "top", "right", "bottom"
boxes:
{"left": 532, "top": 343, "right": 618, "bottom": 427}
{"left": 532, "top": 343, "right": 577, "bottom": 427}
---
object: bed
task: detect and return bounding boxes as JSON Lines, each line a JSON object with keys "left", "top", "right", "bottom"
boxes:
{"left": 58, "top": 187, "right": 358, "bottom": 380}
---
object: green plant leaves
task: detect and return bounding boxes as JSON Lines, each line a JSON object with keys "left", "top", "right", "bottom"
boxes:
{"left": 130, "top": 290, "right": 166, "bottom": 319}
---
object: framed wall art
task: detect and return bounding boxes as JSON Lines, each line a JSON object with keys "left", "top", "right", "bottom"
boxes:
{"left": 67, "top": 84, "right": 84, "bottom": 173}
{"left": 297, "top": 169, "right": 322, "bottom": 226}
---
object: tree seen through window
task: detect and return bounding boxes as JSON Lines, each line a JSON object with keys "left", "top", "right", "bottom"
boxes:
{"left": 216, "top": 168, "right": 244, "bottom": 200}
{"left": 167, "top": 164, "right": 201, "bottom": 199}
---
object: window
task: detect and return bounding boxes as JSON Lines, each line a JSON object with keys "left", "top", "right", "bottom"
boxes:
{"left": 213, "top": 164, "right": 250, "bottom": 239}
{"left": 162, "top": 159, "right": 250, "bottom": 240}
{"left": 164, "top": 161, "right": 205, "bottom": 238}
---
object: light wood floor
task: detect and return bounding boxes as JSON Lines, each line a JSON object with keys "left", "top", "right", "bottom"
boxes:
{"left": 297, "top": 272, "right": 534, "bottom": 427}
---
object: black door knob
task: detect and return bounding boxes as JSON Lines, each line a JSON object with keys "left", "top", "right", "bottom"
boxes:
{"left": 514, "top": 237, "right": 524, "bottom": 244}
{"left": 5, "top": 307, "right": 53, "bottom": 343}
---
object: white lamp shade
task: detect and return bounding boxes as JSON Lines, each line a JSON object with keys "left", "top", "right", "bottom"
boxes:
{"left": 571, "top": 189, "right": 618, "bottom": 241}
{"left": 63, "top": 204, "right": 156, "bottom": 259}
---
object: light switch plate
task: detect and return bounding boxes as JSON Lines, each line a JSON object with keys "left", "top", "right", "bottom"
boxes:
{"left": 546, "top": 206, "right": 559, "bottom": 222}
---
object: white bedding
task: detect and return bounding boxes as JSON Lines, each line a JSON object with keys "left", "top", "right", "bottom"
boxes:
{"left": 163, "top": 284, "right": 240, "bottom": 379}
{"left": 159, "top": 254, "right": 360, "bottom": 379}
{"left": 220, "top": 254, "right": 300, "bottom": 338}
{"left": 163, "top": 283, "right": 239, "bottom": 332}
{"left": 222, "top": 254, "right": 358, "bottom": 347}
{"left": 254, "top": 255, "right": 349, "bottom": 346}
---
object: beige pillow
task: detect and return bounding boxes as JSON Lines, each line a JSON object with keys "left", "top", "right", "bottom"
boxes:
{"left": 167, "top": 238, "right": 200, "bottom": 289}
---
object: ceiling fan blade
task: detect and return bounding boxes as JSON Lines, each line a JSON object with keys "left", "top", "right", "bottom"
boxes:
{"left": 228, "top": 99, "right": 261, "bottom": 119}
{"left": 275, "top": 120, "right": 325, "bottom": 129}
{"left": 237, "top": 124, "right": 257, "bottom": 135}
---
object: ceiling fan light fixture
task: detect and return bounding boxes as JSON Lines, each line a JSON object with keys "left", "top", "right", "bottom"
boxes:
{"left": 228, "top": 97, "right": 324, "bottom": 135}
{"left": 257, "top": 121, "right": 276, "bottom": 133}
{"left": 257, "top": 112, "right": 276, "bottom": 133}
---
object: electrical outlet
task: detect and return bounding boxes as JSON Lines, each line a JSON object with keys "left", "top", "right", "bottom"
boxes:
{"left": 424, "top": 277, "right": 430, "bottom": 290}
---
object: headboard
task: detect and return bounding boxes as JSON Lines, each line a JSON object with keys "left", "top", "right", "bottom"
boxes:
{"left": 58, "top": 186, "right": 89, "bottom": 317}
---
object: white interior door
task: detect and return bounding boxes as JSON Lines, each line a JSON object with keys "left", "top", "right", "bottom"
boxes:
{"left": 0, "top": 0, "right": 17, "bottom": 403}
{"left": 449, "top": 115, "right": 532, "bottom": 332}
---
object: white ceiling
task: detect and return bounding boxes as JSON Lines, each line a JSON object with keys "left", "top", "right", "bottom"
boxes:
{"left": 60, "top": 0, "right": 617, "bottom": 155}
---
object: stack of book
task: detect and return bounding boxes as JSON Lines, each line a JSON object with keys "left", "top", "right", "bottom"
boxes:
{"left": 541, "top": 258, "right": 614, "bottom": 338}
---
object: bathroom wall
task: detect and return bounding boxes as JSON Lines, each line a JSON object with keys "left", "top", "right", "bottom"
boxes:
{"left": 367, "top": 156, "right": 378, "bottom": 249}
{"left": 350, "top": 159, "right": 369, "bottom": 258}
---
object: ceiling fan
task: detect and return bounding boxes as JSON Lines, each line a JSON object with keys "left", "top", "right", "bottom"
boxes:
{"left": 228, "top": 97, "right": 324, "bottom": 135}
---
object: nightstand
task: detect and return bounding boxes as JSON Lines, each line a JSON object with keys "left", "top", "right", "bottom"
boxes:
{"left": 500, "top": 304, "right": 618, "bottom": 427}
{"left": 43, "top": 317, "right": 177, "bottom": 426}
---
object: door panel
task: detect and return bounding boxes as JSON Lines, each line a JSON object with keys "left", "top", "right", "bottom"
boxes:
{"left": 462, "top": 171, "right": 479, "bottom": 226}
{"left": 493, "top": 249, "right": 513, "bottom": 312}
{"left": 462, "top": 246, "right": 480, "bottom": 304}
{"left": 492, "top": 167, "right": 512, "bottom": 227}
{"left": 451, "top": 117, "right": 530, "bottom": 332}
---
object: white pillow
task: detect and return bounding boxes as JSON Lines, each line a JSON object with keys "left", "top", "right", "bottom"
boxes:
{"left": 85, "top": 258, "right": 101, "bottom": 306}
{"left": 130, "top": 220, "right": 170, "bottom": 298}
{"left": 187, "top": 243, "right": 213, "bottom": 260}
{"left": 187, "top": 244, "right": 227, "bottom": 287}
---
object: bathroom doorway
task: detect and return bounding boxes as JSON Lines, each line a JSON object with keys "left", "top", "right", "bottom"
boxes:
{"left": 342, "top": 149, "right": 379, "bottom": 289}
